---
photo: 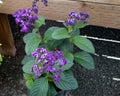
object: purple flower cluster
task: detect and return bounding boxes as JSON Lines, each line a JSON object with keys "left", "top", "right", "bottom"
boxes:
{"left": 66, "top": 11, "right": 89, "bottom": 26}
{"left": 30, "top": 48, "right": 67, "bottom": 83}
{"left": 13, "top": 8, "right": 38, "bottom": 32}
{"left": 13, "top": 0, "right": 48, "bottom": 32}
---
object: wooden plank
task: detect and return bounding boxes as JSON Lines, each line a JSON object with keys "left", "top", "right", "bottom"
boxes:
{"left": 74, "top": 0, "right": 120, "bottom": 5}
{"left": 0, "top": 0, "right": 120, "bottom": 29}
{"left": 0, "top": 13, "right": 16, "bottom": 56}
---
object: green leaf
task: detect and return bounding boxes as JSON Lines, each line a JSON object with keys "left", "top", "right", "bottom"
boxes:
{"left": 66, "top": 25, "right": 73, "bottom": 33}
{"left": 32, "top": 28, "right": 38, "bottom": 33}
{"left": 21, "top": 55, "right": 35, "bottom": 65}
{"left": 46, "top": 40, "right": 63, "bottom": 50}
{"left": 47, "top": 83, "right": 57, "bottom": 96}
{"left": 71, "top": 36, "right": 95, "bottom": 53}
{"left": 52, "top": 28, "right": 70, "bottom": 40}
{"left": 43, "top": 27, "right": 59, "bottom": 42}
{"left": 0, "top": 54, "right": 2, "bottom": 65}
{"left": 22, "top": 60, "right": 35, "bottom": 73}
{"left": 54, "top": 70, "right": 78, "bottom": 90}
{"left": 35, "top": 16, "right": 45, "bottom": 28}
{"left": 59, "top": 40, "right": 73, "bottom": 52}
{"left": 75, "top": 21, "right": 86, "bottom": 29}
{"left": 23, "top": 73, "right": 34, "bottom": 80}
{"left": 23, "top": 33, "right": 32, "bottom": 44}
{"left": 26, "top": 79, "right": 33, "bottom": 89}
{"left": 74, "top": 51, "right": 95, "bottom": 69}
{"left": 71, "top": 29, "right": 80, "bottom": 37}
{"left": 30, "top": 77, "right": 48, "bottom": 96}
{"left": 23, "top": 33, "right": 41, "bottom": 55}
{"left": 62, "top": 51, "right": 74, "bottom": 71}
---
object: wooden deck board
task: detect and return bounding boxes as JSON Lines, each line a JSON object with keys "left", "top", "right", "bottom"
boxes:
{"left": 0, "top": 0, "right": 120, "bottom": 29}
{"left": 74, "top": 0, "right": 120, "bottom": 5}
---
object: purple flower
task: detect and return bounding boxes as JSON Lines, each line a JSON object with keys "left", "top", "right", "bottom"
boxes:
{"left": 33, "top": 7, "right": 38, "bottom": 14}
{"left": 13, "top": 7, "right": 38, "bottom": 32}
{"left": 75, "top": 13, "right": 81, "bottom": 20}
{"left": 66, "top": 18, "right": 75, "bottom": 26}
{"left": 20, "top": 25, "right": 28, "bottom": 32}
{"left": 80, "top": 11, "right": 89, "bottom": 19}
{"left": 69, "top": 11, "right": 75, "bottom": 17}
{"left": 52, "top": 74, "right": 60, "bottom": 83}
{"left": 59, "top": 57, "right": 67, "bottom": 67}
{"left": 66, "top": 10, "right": 89, "bottom": 26}
{"left": 30, "top": 48, "right": 67, "bottom": 83}
{"left": 30, "top": 64, "right": 42, "bottom": 78}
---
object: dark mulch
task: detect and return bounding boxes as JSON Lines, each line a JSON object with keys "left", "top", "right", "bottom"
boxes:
{"left": 0, "top": 15, "right": 120, "bottom": 96}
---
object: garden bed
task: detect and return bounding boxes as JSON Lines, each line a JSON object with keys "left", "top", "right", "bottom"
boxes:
{"left": 0, "top": 15, "right": 120, "bottom": 96}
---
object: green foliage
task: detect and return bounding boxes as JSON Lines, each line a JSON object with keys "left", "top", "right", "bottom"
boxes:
{"left": 35, "top": 16, "right": 45, "bottom": 28}
{"left": 26, "top": 79, "right": 34, "bottom": 89}
{"left": 54, "top": 70, "right": 78, "bottom": 90}
{"left": 71, "top": 36, "right": 95, "bottom": 53}
{"left": 47, "top": 83, "right": 57, "bottom": 96}
{"left": 46, "top": 40, "right": 63, "bottom": 50}
{"left": 0, "top": 54, "right": 2, "bottom": 65}
{"left": 59, "top": 39, "right": 73, "bottom": 52}
{"left": 30, "top": 77, "right": 48, "bottom": 96}
{"left": 52, "top": 28, "right": 71, "bottom": 40}
{"left": 75, "top": 21, "right": 87, "bottom": 29}
{"left": 22, "top": 55, "right": 35, "bottom": 65}
{"left": 71, "top": 28, "right": 80, "bottom": 37}
{"left": 74, "top": 51, "right": 95, "bottom": 69}
{"left": 23, "top": 60, "right": 35, "bottom": 73}
{"left": 43, "top": 27, "right": 59, "bottom": 42}
{"left": 62, "top": 51, "right": 74, "bottom": 71}
{"left": 23, "top": 32, "right": 42, "bottom": 55}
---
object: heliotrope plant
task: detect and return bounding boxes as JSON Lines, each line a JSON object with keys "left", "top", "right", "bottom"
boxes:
{"left": 13, "top": 0, "right": 95, "bottom": 96}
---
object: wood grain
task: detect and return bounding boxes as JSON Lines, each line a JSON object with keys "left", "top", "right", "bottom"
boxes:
{"left": 73, "top": 0, "right": 120, "bottom": 5}
{"left": 0, "top": 0, "right": 120, "bottom": 29}
{"left": 0, "top": 13, "right": 16, "bottom": 56}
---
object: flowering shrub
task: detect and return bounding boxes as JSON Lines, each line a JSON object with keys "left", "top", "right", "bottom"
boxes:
{"left": 13, "top": 0, "right": 95, "bottom": 96}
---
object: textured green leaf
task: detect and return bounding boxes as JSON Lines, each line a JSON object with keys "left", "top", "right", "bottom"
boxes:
{"left": 46, "top": 40, "right": 63, "bottom": 50}
{"left": 26, "top": 79, "right": 33, "bottom": 89}
{"left": 0, "top": 54, "right": 2, "bottom": 65}
{"left": 24, "top": 33, "right": 41, "bottom": 55}
{"left": 52, "top": 28, "right": 70, "bottom": 40}
{"left": 75, "top": 21, "right": 86, "bottom": 29}
{"left": 21, "top": 55, "right": 35, "bottom": 65}
{"left": 74, "top": 51, "right": 95, "bottom": 69}
{"left": 71, "top": 36, "right": 95, "bottom": 53}
{"left": 59, "top": 40, "right": 73, "bottom": 52}
{"left": 62, "top": 51, "right": 74, "bottom": 71}
{"left": 47, "top": 83, "right": 57, "bottom": 96}
{"left": 22, "top": 60, "right": 35, "bottom": 73}
{"left": 71, "top": 29, "right": 80, "bottom": 37}
{"left": 44, "top": 27, "right": 59, "bottom": 42}
{"left": 35, "top": 16, "right": 45, "bottom": 28}
{"left": 23, "top": 33, "right": 33, "bottom": 44}
{"left": 54, "top": 70, "right": 78, "bottom": 90}
{"left": 23, "top": 73, "right": 34, "bottom": 80}
{"left": 30, "top": 77, "right": 48, "bottom": 96}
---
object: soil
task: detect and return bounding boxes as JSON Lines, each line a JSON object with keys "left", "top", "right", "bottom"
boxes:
{"left": 0, "top": 15, "right": 120, "bottom": 96}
